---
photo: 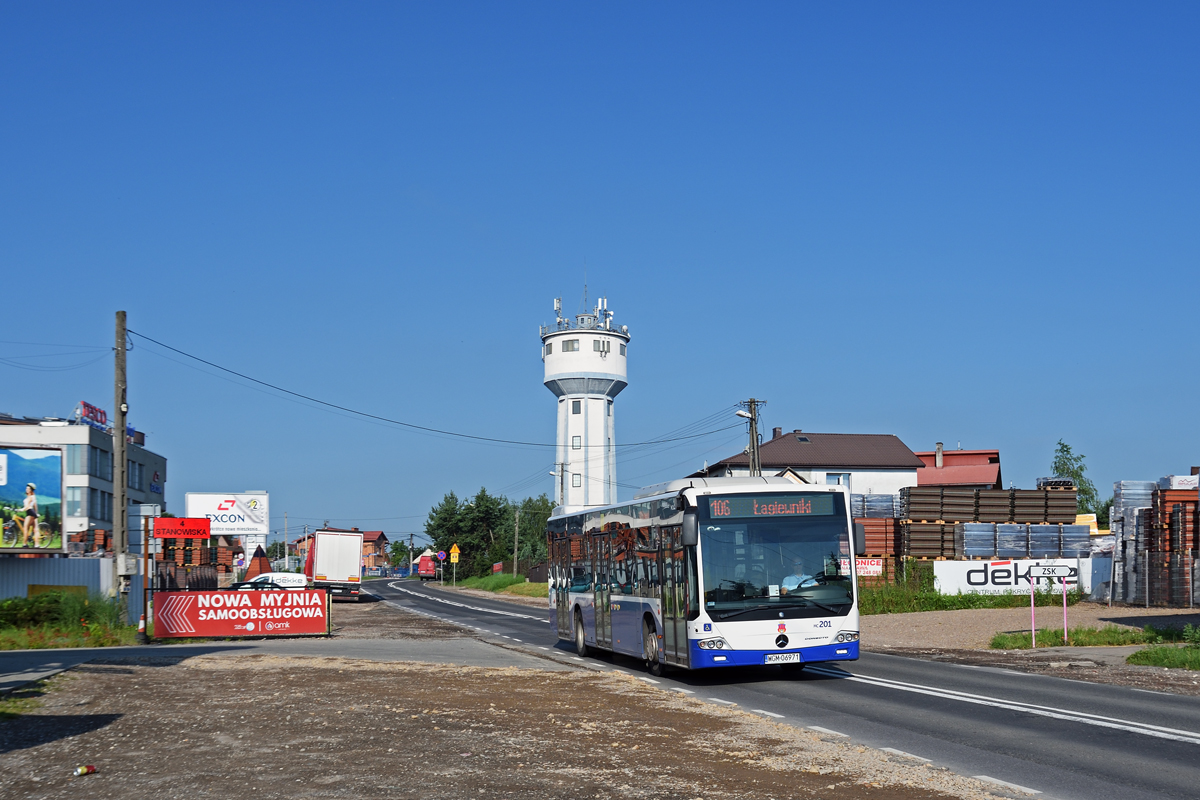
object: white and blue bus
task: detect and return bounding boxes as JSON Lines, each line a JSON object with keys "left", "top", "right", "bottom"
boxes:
{"left": 548, "top": 477, "right": 865, "bottom": 674}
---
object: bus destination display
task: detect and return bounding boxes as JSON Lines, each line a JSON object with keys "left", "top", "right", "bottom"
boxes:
{"left": 707, "top": 494, "right": 835, "bottom": 519}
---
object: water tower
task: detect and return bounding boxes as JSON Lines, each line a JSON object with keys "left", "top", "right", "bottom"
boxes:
{"left": 541, "top": 295, "right": 630, "bottom": 511}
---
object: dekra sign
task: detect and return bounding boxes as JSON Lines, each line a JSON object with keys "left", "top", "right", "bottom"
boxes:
{"left": 966, "top": 561, "right": 1079, "bottom": 588}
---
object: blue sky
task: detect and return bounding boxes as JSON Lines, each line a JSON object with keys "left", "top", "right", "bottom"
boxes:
{"left": 2, "top": 3, "right": 1197, "bottom": 542}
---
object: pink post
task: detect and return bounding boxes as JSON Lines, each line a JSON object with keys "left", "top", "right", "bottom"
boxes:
{"left": 1062, "top": 575, "right": 1069, "bottom": 646}
{"left": 1030, "top": 566, "right": 1037, "bottom": 649}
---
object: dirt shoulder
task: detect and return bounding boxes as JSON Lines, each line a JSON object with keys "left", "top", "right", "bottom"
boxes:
{"left": 0, "top": 602, "right": 1021, "bottom": 800}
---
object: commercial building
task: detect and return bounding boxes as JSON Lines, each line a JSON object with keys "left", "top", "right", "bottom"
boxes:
{"left": 691, "top": 427, "right": 924, "bottom": 495}
{"left": 0, "top": 404, "right": 167, "bottom": 544}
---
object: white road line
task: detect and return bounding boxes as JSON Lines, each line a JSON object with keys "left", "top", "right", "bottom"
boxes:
{"left": 707, "top": 698, "right": 737, "bottom": 705}
{"left": 808, "top": 726, "right": 848, "bottom": 737}
{"left": 973, "top": 775, "right": 1042, "bottom": 794}
{"left": 501, "top": 635, "right": 511, "bottom": 639}
{"left": 572, "top": 656, "right": 582, "bottom": 661}
{"left": 387, "top": 583, "right": 544, "bottom": 620}
{"left": 512, "top": 638, "right": 521, "bottom": 642}
{"left": 638, "top": 677, "right": 661, "bottom": 684}
{"left": 752, "top": 709, "right": 784, "bottom": 719}
{"left": 539, "top": 647, "right": 550, "bottom": 651}
{"left": 880, "top": 748, "right": 930, "bottom": 762}
{"left": 671, "top": 688, "right": 695, "bottom": 694}
{"left": 805, "top": 665, "right": 1200, "bottom": 746}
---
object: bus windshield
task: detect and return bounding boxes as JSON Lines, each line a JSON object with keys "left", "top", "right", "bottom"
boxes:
{"left": 699, "top": 492, "right": 853, "bottom": 619}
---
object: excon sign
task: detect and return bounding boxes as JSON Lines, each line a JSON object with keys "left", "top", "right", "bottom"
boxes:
{"left": 185, "top": 492, "right": 269, "bottom": 537}
{"left": 152, "top": 590, "right": 328, "bottom": 637}
{"left": 934, "top": 559, "right": 1092, "bottom": 596}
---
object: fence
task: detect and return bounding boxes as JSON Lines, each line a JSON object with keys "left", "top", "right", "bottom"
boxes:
{"left": 0, "top": 556, "right": 144, "bottom": 622}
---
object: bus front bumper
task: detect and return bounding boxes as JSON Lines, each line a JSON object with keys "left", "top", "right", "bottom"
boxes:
{"left": 689, "top": 639, "right": 859, "bottom": 668}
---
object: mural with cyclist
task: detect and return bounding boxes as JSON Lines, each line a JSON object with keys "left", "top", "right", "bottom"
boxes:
{"left": 0, "top": 447, "right": 62, "bottom": 550}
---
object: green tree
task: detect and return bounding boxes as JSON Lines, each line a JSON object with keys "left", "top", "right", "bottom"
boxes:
{"left": 422, "top": 489, "right": 555, "bottom": 577}
{"left": 1052, "top": 439, "right": 1098, "bottom": 514}
{"left": 266, "top": 541, "right": 286, "bottom": 559}
{"left": 388, "top": 540, "right": 410, "bottom": 568}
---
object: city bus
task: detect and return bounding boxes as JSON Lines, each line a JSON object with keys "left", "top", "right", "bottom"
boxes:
{"left": 547, "top": 477, "right": 865, "bottom": 675}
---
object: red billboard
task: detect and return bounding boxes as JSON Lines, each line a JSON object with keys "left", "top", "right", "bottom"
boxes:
{"left": 152, "top": 590, "right": 328, "bottom": 638}
{"left": 153, "top": 517, "right": 211, "bottom": 539}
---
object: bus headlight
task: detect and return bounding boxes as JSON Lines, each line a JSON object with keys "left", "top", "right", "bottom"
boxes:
{"left": 699, "top": 638, "right": 728, "bottom": 650}
{"left": 836, "top": 631, "right": 859, "bottom": 643}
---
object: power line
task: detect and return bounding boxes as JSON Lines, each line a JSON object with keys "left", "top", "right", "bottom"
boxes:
{"left": 129, "top": 330, "right": 740, "bottom": 449}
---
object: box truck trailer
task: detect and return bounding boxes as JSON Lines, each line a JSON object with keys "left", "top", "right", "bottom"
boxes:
{"left": 305, "top": 529, "right": 364, "bottom": 600}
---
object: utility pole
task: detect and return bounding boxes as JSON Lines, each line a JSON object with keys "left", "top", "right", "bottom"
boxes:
{"left": 284, "top": 511, "right": 288, "bottom": 570}
{"left": 738, "top": 398, "right": 765, "bottom": 477}
{"left": 513, "top": 505, "right": 521, "bottom": 577}
{"left": 409, "top": 533, "right": 415, "bottom": 575}
{"left": 113, "top": 311, "right": 130, "bottom": 609}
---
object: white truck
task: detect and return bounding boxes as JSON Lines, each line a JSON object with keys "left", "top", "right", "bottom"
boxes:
{"left": 306, "top": 529, "right": 364, "bottom": 600}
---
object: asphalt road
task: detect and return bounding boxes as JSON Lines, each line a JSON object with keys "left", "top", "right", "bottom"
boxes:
{"left": 373, "top": 579, "right": 1200, "bottom": 800}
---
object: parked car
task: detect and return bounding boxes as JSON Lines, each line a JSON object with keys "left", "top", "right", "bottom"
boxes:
{"left": 229, "top": 572, "right": 309, "bottom": 591}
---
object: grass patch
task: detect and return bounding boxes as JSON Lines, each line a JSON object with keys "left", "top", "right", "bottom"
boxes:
{"left": 989, "top": 624, "right": 1184, "bottom": 649}
{"left": 1127, "top": 646, "right": 1200, "bottom": 670}
{"left": 0, "top": 677, "right": 54, "bottom": 721}
{"left": 0, "top": 591, "right": 136, "bottom": 651}
{"left": 1124, "top": 623, "right": 1200, "bottom": 670}
{"left": 457, "top": 574, "right": 529, "bottom": 592}
{"left": 858, "top": 583, "right": 1083, "bottom": 616}
{"left": 502, "top": 581, "right": 548, "bottom": 598}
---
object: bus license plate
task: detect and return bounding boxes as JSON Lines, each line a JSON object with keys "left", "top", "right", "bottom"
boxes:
{"left": 765, "top": 653, "right": 800, "bottom": 664}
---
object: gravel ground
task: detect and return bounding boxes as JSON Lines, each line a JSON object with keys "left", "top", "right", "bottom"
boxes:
{"left": 0, "top": 600, "right": 1024, "bottom": 800}
{"left": 861, "top": 602, "right": 1200, "bottom": 650}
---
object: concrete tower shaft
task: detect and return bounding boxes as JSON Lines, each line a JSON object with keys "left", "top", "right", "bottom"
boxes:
{"left": 540, "top": 297, "right": 629, "bottom": 512}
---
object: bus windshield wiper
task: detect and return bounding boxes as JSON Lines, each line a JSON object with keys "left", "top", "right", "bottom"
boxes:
{"left": 716, "top": 599, "right": 845, "bottom": 620}
{"left": 716, "top": 604, "right": 777, "bottom": 620}
{"left": 797, "top": 598, "right": 843, "bottom": 614}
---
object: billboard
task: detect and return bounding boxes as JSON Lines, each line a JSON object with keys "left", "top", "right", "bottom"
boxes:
{"left": 152, "top": 589, "right": 328, "bottom": 637}
{"left": 0, "top": 446, "right": 63, "bottom": 551}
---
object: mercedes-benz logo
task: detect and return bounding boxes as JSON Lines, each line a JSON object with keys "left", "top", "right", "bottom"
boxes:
{"left": 775, "top": 634, "right": 789, "bottom": 648}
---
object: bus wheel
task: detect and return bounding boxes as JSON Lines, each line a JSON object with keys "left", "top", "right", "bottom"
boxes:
{"left": 643, "top": 618, "right": 664, "bottom": 677}
{"left": 574, "top": 611, "right": 590, "bottom": 658}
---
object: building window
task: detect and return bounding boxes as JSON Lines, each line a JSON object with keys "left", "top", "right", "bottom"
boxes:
{"left": 544, "top": 342, "right": 552, "bottom": 355}
{"left": 825, "top": 473, "right": 850, "bottom": 487}
{"left": 592, "top": 339, "right": 610, "bottom": 353}
{"left": 66, "top": 487, "right": 86, "bottom": 517}
{"left": 66, "top": 445, "right": 86, "bottom": 475}
{"left": 128, "top": 461, "right": 144, "bottom": 490}
{"left": 572, "top": 400, "right": 581, "bottom": 414}
{"left": 88, "top": 446, "right": 112, "bottom": 481}
{"left": 89, "top": 488, "right": 113, "bottom": 522}
{"left": 562, "top": 340, "right": 579, "bottom": 352}
{"left": 572, "top": 436, "right": 581, "bottom": 450}
{"left": 619, "top": 344, "right": 626, "bottom": 356}
{"left": 572, "top": 473, "right": 582, "bottom": 488}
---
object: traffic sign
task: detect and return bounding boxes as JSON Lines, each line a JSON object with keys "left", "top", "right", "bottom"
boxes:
{"left": 450, "top": 553, "right": 459, "bottom": 563}
{"left": 436, "top": 550, "right": 447, "bottom": 561}
{"left": 1030, "top": 565, "right": 1071, "bottom": 578}
{"left": 450, "top": 544, "right": 460, "bottom": 555}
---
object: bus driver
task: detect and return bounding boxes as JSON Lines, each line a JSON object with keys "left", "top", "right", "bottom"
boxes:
{"left": 781, "top": 558, "right": 818, "bottom": 593}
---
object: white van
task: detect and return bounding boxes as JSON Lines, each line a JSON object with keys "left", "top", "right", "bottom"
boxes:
{"left": 233, "top": 572, "right": 309, "bottom": 591}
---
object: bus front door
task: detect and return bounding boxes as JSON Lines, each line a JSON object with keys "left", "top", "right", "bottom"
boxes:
{"left": 661, "top": 525, "right": 688, "bottom": 666}
{"left": 593, "top": 533, "right": 612, "bottom": 649}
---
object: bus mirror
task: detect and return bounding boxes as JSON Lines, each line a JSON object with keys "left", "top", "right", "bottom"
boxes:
{"left": 854, "top": 522, "right": 866, "bottom": 556}
{"left": 681, "top": 512, "right": 698, "bottom": 547}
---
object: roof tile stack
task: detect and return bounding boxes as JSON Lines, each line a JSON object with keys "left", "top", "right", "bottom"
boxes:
{"left": 977, "top": 490, "right": 1013, "bottom": 523}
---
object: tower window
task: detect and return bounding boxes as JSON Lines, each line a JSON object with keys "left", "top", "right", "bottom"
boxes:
{"left": 562, "top": 340, "right": 579, "bottom": 352}
{"left": 593, "top": 339, "right": 610, "bottom": 353}
{"left": 572, "top": 436, "right": 581, "bottom": 450}
{"left": 572, "top": 473, "right": 582, "bottom": 488}
{"left": 619, "top": 344, "right": 626, "bottom": 355}
{"left": 572, "top": 400, "right": 581, "bottom": 414}
{"left": 544, "top": 342, "right": 552, "bottom": 355}
{"left": 607, "top": 402, "right": 611, "bottom": 416}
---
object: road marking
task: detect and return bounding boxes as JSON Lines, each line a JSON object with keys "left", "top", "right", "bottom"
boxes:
{"left": 752, "top": 709, "right": 784, "bottom": 718}
{"left": 973, "top": 775, "right": 1041, "bottom": 794}
{"left": 501, "top": 635, "right": 511, "bottom": 639}
{"left": 671, "top": 688, "right": 695, "bottom": 694}
{"left": 539, "top": 647, "right": 550, "bottom": 651}
{"left": 805, "top": 665, "right": 1200, "bottom": 746}
{"left": 808, "top": 726, "right": 848, "bottom": 737}
{"left": 512, "top": 638, "right": 522, "bottom": 642}
{"left": 387, "top": 583, "right": 544, "bottom": 620}
{"left": 880, "top": 748, "right": 930, "bottom": 761}
{"left": 707, "top": 698, "right": 736, "bottom": 705}
{"left": 572, "top": 657, "right": 582, "bottom": 661}
{"left": 638, "top": 677, "right": 661, "bottom": 684}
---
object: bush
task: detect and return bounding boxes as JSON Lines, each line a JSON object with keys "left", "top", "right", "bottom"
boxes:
{"left": 858, "top": 583, "right": 1083, "bottom": 616}
{"left": 0, "top": 591, "right": 124, "bottom": 630}
{"left": 990, "top": 624, "right": 1183, "bottom": 649}
{"left": 1125, "top": 623, "right": 1200, "bottom": 670}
